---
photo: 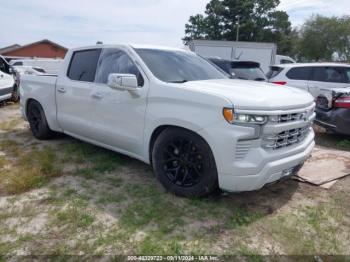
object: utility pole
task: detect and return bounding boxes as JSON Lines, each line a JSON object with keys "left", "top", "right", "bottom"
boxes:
{"left": 236, "top": 15, "right": 240, "bottom": 42}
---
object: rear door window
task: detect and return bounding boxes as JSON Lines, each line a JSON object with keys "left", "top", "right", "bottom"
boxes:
{"left": 286, "top": 67, "right": 312, "bottom": 80}
{"left": 95, "top": 48, "right": 144, "bottom": 86}
{"left": 311, "top": 67, "right": 347, "bottom": 83}
{"left": 67, "top": 49, "right": 101, "bottom": 82}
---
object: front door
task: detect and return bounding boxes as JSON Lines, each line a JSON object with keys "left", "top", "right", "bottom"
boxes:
{"left": 89, "top": 48, "right": 148, "bottom": 156}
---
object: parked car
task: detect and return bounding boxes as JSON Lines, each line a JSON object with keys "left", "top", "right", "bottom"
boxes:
{"left": 315, "top": 87, "right": 350, "bottom": 136}
{"left": 0, "top": 55, "right": 18, "bottom": 102}
{"left": 267, "top": 63, "right": 350, "bottom": 97}
{"left": 209, "top": 58, "right": 267, "bottom": 81}
{"left": 10, "top": 58, "right": 62, "bottom": 75}
{"left": 20, "top": 44, "right": 315, "bottom": 197}
{"left": 275, "top": 55, "right": 296, "bottom": 65}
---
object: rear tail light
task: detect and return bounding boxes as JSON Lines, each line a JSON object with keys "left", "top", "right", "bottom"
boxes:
{"left": 334, "top": 96, "right": 350, "bottom": 108}
{"left": 272, "top": 81, "right": 287, "bottom": 85}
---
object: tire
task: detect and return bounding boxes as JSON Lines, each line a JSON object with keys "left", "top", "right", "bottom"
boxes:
{"left": 27, "top": 100, "right": 55, "bottom": 140}
{"left": 11, "top": 85, "right": 20, "bottom": 102}
{"left": 152, "top": 127, "right": 218, "bottom": 197}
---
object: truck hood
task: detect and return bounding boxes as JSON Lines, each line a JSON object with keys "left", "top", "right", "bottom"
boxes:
{"left": 183, "top": 79, "right": 314, "bottom": 110}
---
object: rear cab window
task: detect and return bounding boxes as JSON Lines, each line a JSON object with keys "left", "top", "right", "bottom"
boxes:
{"left": 67, "top": 49, "right": 101, "bottom": 82}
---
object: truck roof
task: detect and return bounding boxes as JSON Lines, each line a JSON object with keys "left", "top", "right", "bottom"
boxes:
{"left": 70, "top": 44, "right": 188, "bottom": 53}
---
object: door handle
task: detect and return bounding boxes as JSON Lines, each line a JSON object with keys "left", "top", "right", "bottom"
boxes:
{"left": 57, "top": 87, "right": 66, "bottom": 94}
{"left": 91, "top": 92, "right": 103, "bottom": 99}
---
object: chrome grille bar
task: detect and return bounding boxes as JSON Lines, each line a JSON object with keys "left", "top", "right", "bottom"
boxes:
{"left": 263, "top": 126, "right": 310, "bottom": 150}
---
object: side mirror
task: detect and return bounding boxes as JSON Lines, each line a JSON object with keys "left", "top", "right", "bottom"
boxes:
{"left": 107, "top": 73, "right": 138, "bottom": 91}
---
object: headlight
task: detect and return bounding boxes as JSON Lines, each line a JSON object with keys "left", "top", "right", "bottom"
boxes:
{"left": 223, "top": 108, "right": 267, "bottom": 125}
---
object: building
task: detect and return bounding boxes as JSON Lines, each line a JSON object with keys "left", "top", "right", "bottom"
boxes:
{"left": 0, "top": 39, "right": 67, "bottom": 59}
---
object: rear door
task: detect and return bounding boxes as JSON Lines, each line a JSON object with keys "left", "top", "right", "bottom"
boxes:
{"left": 89, "top": 47, "right": 148, "bottom": 155}
{"left": 56, "top": 48, "right": 102, "bottom": 138}
{"left": 308, "top": 66, "right": 349, "bottom": 97}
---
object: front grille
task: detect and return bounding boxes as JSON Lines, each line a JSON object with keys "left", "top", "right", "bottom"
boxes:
{"left": 263, "top": 126, "right": 311, "bottom": 150}
{"left": 269, "top": 113, "right": 306, "bottom": 123}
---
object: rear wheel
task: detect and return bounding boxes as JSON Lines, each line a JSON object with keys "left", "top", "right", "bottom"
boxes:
{"left": 27, "top": 100, "right": 55, "bottom": 140}
{"left": 152, "top": 127, "right": 218, "bottom": 197}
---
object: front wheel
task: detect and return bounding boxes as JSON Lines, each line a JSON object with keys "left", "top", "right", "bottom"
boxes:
{"left": 27, "top": 100, "right": 55, "bottom": 140}
{"left": 152, "top": 128, "right": 218, "bottom": 197}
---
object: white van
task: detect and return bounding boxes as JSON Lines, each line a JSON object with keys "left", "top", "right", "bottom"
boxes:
{"left": 10, "top": 59, "right": 62, "bottom": 75}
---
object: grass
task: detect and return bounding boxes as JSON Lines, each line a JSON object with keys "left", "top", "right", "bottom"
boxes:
{"left": 0, "top": 118, "right": 23, "bottom": 131}
{"left": 62, "top": 142, "right": 121, "bottom": 179}
{"left": 56, "top": 200, "right": 95, "bottom": 230}
{"left": 0, "top": 142, "right": 62, "bottom": 195}
{"left": 225, "top": 207, "right": 264, "bottom": 229}
{"left": 314, "top": 130, "right": 350, "bottom": 151}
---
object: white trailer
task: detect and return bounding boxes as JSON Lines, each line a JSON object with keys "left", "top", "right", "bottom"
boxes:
{"left": 188, "top": 40, "right": 277, "bottom": 73}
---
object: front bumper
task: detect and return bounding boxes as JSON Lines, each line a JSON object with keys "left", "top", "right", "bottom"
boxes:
{"left": 199, "top": 112, "right": 315, "bottom": 193}
{"left": 315, "top": 108, "right": 350, "bottom": 136}
{"left": 218, "top": 133, "right": 314, "bottom": 192}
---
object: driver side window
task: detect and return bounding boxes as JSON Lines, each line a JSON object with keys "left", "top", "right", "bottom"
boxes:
{"left": 95, "top": 48, "right": 144, "bottom": 86}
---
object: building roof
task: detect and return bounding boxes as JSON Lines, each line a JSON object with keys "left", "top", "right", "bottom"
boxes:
{"left": 0, "top": 44, "right": 21, "bottom": 54}
{"left": 0, "top": 39, "right": 68, "bottom": 55}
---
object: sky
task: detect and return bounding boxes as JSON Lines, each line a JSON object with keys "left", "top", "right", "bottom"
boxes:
{"left": 0, "top": 0, "right": 349, "bottom": 49}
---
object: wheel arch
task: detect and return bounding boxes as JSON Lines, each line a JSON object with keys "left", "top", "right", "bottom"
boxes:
{"left": 148, "top": 125, "right": 215, "bottom": 167}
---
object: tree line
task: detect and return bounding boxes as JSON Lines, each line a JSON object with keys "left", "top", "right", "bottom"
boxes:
{"left": 183, "top": 0, "right": 350, "bottom": 62}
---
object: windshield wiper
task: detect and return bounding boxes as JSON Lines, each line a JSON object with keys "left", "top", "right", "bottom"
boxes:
{"left": 168, "top": 80, "right": 189, "bottom": 83}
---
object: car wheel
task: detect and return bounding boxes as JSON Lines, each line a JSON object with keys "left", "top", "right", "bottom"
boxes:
{"left": 11, "top": 85, "right": 20, "bottom": 102}
{"left": 152, "top": 127, "right": 218, "bottom": 197}
{"left": 27, "top": 100, "right": 55, "bottom": 140}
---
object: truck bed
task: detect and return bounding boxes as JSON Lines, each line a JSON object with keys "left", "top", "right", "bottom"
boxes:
{"left": 20, "top": 74, "right": 59, "bottom": 131}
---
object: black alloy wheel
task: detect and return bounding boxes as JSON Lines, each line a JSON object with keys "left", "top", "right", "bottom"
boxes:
{"left": 27, "top": 101, "right": 55, "bottom": 140}
{"left": 152, "top": 127, "right": 218, "bottom": 197}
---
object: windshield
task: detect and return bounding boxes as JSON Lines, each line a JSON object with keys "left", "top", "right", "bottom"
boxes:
{"left": 135, "top": 48, "right": 228, "bottom": 83}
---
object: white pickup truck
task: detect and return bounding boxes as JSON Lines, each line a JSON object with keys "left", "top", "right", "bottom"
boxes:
{"left": 20, "top": 45, "right": 316, "bottom": 197}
